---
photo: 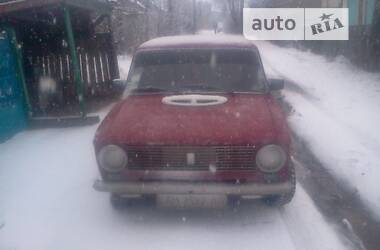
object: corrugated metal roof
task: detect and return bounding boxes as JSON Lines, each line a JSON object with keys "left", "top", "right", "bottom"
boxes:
{"left": 0, "top": 0, "right": 111, "bottom": 15}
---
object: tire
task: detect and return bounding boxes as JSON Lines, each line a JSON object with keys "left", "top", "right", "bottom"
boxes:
{"left": 262, "top": 162, "right": 296, "bottom": 207}
{"left": 110, "top": 193, "right": 129, "bottom": 210}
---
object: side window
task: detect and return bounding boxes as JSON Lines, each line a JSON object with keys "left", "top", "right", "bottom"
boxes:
{"left": 256, "top": 66, "right": 267, "bottom": 91}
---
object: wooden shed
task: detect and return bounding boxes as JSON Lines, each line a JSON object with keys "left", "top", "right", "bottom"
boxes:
{"left": 0, "top": 0, "right": 120, "bottom": 136}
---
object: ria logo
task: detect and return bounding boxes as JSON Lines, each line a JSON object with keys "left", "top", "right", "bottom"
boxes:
{"left": 311, "top": 13, "right": 344, "bottom": 35}
{"left": 244, "top": 8, "right": 349, "bottom": 41}
{"left": 305, "top": 8, "right": 348, "bottom": 40}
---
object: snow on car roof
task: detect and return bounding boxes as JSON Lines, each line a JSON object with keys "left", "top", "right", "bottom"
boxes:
{"left": 138, "top": 35, "right": 258, "bottom": 50}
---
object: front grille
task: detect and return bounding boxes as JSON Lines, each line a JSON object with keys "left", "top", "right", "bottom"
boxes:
{"left": 125, "top": 145, "right": 257, "bottom": 170}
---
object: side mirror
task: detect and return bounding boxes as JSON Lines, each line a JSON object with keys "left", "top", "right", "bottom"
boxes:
{"left": 112, "top": 79, "right": 127, "bottom": 87}
{"left": 268, "top": 79, "right": 285, "bottom": 91}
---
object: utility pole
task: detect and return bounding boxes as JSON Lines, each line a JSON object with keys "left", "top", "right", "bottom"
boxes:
{"left": 168, "top": 0, "right": 174, "bottom": 35}
{"left": 145, "top": 0, "right": 151, "bottom": 40}
{"left": 193, "top": 0, "right": 197, "bottom": 34}
{"left": 240, "top": 0, "right": 244, "bottom": 34}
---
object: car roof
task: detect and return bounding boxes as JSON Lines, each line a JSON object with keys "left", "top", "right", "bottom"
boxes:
{"left": 138, "top": 35, "right": 258, "bottom": 51}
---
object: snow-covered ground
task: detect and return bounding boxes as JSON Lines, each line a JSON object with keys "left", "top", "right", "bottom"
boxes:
{"left": 0, "top": 120, "right": 349, "bottom": 250}
{"left": 117, "top": 55, "right": 132, "bottom": 79}
{"left": 257, "top": 42, "right": 380, "bottom": 220}
{"left": 0, "top": 51, "right": 352, "bottom": 250}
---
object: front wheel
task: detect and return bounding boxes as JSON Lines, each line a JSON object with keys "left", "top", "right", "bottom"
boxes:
{"left": 262, "top": 162, "right": 296, "bottom": 207}
{"left": 110, "top": 193, "right": 130, "bottom": 210}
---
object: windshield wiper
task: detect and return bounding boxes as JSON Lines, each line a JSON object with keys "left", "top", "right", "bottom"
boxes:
{"left": 180, "top": 84, "right": 265, "bottom": 94}
{"left": 132, "top": 86, "right": 168, "bottom": 93}
{"left": 180, "top": 84, "right": 225, "bottom": 92}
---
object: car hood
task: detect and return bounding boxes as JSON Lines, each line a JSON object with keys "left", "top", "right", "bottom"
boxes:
{"left": 96, "top": 94, "right": 277, "bottom": 146}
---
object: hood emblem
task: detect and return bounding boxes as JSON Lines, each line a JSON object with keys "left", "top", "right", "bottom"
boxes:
{"left": 162, "top": 95, "right": 227, "bottom": 107}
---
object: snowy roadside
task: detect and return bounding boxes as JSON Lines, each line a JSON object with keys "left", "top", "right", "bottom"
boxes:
{"left": 257, "top": 41, "right": 380, "bottom": 220}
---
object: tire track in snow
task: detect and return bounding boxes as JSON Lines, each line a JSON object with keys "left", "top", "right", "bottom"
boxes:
{"left": 280, "top": 185, "right": 353, "bottom": 250}
{"left": 257, "top": 40, "right": 380, "bottom": 249}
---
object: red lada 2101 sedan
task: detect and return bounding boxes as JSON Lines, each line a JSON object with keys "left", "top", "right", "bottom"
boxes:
{"left": 93, "top": 35, "right": 295, "bottom": 208}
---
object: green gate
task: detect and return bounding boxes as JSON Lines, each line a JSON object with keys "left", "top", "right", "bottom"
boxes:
{"left": 0, "top": 27, "right": 28, "bottom": 142}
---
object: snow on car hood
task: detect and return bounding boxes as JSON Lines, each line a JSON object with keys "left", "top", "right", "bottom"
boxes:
{"left": 96, "top": 94, "right": 277, "bottom": 145}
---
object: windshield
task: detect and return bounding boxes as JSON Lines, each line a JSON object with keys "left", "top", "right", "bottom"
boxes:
{"left": 127, "top": 49, "right": 267, "bottom": 93}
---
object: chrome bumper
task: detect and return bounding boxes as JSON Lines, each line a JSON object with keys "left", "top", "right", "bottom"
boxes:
{"left": 93, "top": 180, "right": 292, "bottom": 196}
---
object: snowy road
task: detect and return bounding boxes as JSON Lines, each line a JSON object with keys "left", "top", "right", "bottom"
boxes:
{"left": 0, "top": 110, "right": 351, "bottom": 250}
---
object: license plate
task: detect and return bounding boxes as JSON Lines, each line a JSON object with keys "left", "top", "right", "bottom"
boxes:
{"left": 156, "top": 194, "right": 227, "bottom": 209}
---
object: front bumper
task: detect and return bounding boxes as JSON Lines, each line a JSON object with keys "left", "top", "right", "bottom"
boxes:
{"left": 93, "top": 180, "right": 292, "bottom": 196}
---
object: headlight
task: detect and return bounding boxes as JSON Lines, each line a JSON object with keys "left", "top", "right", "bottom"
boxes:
{"left": 98, "top": 145, "right": 128, "bottom": 172}
{"left": 256, "top": 145, "right": 287, "bottom": 173}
